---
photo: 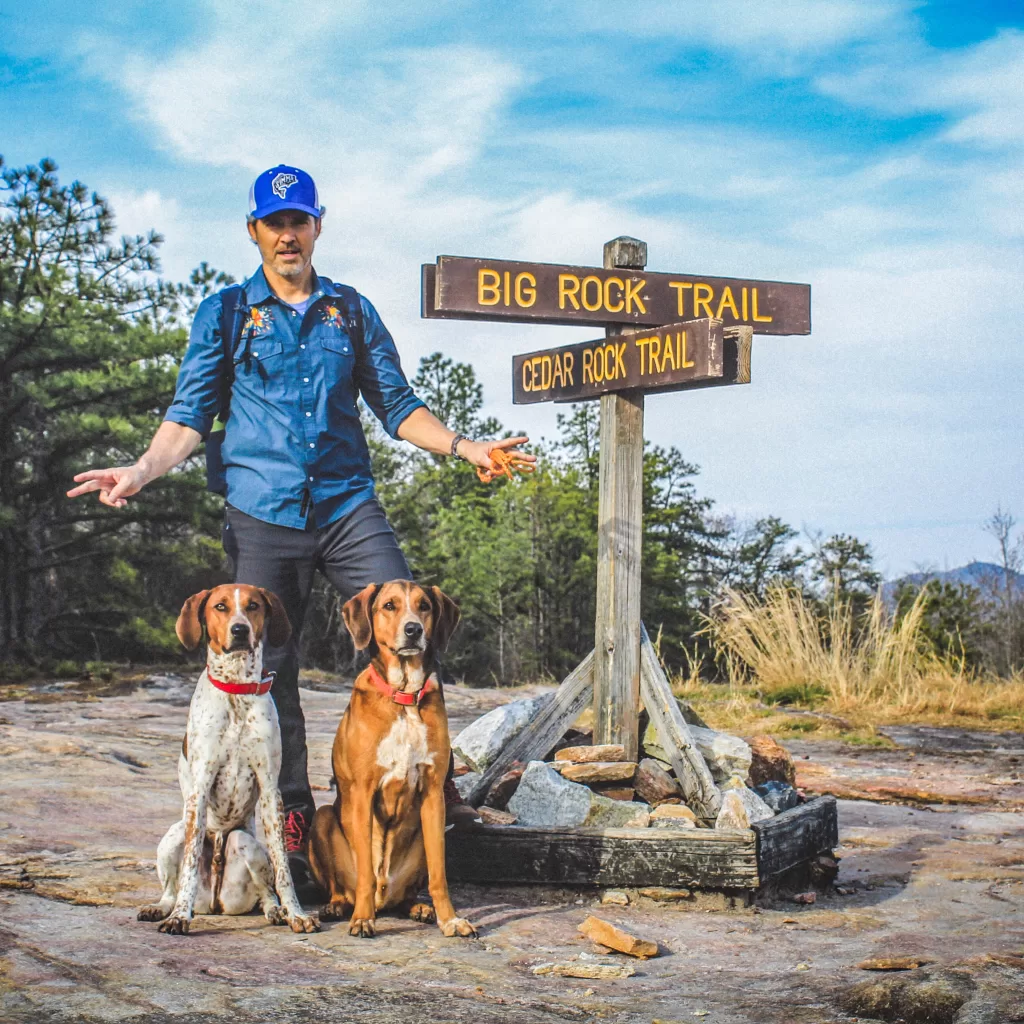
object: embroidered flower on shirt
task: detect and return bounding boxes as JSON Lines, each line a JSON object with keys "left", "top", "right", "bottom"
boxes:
{"left": 322, "top": 304, "right": 347, "bottom": 330}
{"left": 243, "top": 306, "right": 274, "bottom": 335}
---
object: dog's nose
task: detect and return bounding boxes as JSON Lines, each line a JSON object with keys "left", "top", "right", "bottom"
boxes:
{"left": 230, "top": 623, "right": 250, "bottom": 640}
{"left": 404, "top": 621, "right": 423, "bottom": 641}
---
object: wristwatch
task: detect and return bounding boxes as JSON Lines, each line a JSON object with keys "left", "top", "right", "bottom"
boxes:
{"left": 450, "top": 433, "right": 470, "bottom": 459}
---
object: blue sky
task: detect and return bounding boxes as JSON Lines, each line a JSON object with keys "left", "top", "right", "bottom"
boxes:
{"left": 2, "top": 0, "right": 1022, "bottom": 576}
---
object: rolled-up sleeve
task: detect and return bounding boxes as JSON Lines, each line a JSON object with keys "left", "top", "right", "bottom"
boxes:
{"left": 354, "top": 296, "right": 426, "bottom": 439}
{"left": 164, "top": 294, "right": 227, "bottom": 438}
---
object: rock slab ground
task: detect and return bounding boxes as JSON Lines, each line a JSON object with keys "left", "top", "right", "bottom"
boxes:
{"left": 1, "top": 674, "right": 1023, "bottom": 1023}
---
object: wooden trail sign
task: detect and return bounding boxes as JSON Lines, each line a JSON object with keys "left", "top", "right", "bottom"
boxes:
{"left": 421, "top": 235, "right": 811, "bottom": 793}
{"left": 422, "top": 255, "right": 810, "bottom": 336}
{"left": 512, "top": 318, "right": 753, "bottom": 405}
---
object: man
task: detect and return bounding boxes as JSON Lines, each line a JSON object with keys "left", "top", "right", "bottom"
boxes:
{"left": 69, "top": 164, "right": 532, "bottom": 894}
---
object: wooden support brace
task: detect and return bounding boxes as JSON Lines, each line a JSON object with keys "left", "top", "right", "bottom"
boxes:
{"left": 639, "top": 623, "right": 722, "bottom": 821}
{"left": 463, "top": 651, "right": 595, "bottom": 807}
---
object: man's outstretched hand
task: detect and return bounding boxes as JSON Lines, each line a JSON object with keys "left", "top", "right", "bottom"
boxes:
{"left": 67, "top": 465, "right": 147, "bottom": 508}
{"left": 462, "top": 432, "right": 540, "bottom": 479}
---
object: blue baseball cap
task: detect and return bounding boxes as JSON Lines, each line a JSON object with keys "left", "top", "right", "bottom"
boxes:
{"left": 248, "top": 165, "right": 324, "bottom": 221}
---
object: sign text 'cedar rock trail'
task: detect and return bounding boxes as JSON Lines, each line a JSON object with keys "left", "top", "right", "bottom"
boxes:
{"left": 512, "top": 320, "right": 752, "bottom": 405}
{"left": 422, "top": 256, "right": 810, "bottom": 336}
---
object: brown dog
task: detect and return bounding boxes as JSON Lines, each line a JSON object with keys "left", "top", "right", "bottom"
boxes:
{"left": 309, "top": 580, "right": 476, "bottom": 938}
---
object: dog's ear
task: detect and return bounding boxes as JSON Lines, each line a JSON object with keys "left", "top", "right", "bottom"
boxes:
{"left": 429, "top": 586, "right": 461, "bottom": 652}
{"left": 176, "top": 590, "right": 210, "bottom": 651}
{"left": 342, "top": 583, "right": 380, "bottom": 650}
{"left": 259, "top": 589, "right": 292, "bottom": 648}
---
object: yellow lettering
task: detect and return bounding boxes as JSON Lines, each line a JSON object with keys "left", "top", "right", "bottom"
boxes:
{"left": 563, "top": 351, "right": 575, "bottom": 386}
{"left": 601, "top": 344, "right": 616, "bottom": 379}
{"left": 581, "top": 275, "right": 603, "bottom": 312}
{"left": 634, "top": 336, "right": 651, "bottom": 375}
{"left": 552, "top": 354, "right": 563, "bottom": 389}
{"left": 693, "top": 283, "right": 714, "bottom": 319}
{"left": 625, "top": 278, "right": 647, "bottom": 314}
{"left": 669, "top": 281, "right": 693, "bottom": 317}
{"left": 662, "top": 332, "right": 676, "bottom": 371}
{"left": 742, "top": 287, "right": 748, "bottom": 321}
{"left": 604, "top": 277, "right": 625, "bottom": 313}
{"left": 537, "top": 356, "right": 549, "bottom": 390}
{"left": 682, "top": 329, "right": 695, "bottom": 368}
{"left": 582, "top": 347, "right": 593, "bottom": 383}
{"left": 531, "top": 357, "right": 542, "bottom": 389}
{"left": 593, "top": 345, "right": 605, "bottom": 382}
{"left": 559, "top": 274, "right": 581, "bottom": 310}
{"left": 478, "top": 269, "right": 500, "bottom": 306}
{"left": 504, "top": 271, "right": 511, "bottom": 307}
{"left": 515, "top": 272, "right": 536, "bottom": 307}
{"left": 715, "top": 286, "right": 739, "bottom": 320}
{"left": 649, "top": 336, "right": 662, "bottom": 373}
{"left": 615, "top": 342, "right": 626, "bottom": 379}
{"left": 522, "top": 359, "right": 532, "bottom": 391}
{"left": 752, "top": 287, "right": 773, "bottom": 322}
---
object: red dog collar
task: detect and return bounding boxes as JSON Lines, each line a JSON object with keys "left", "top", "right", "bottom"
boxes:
{"left": 367, "top": 663, "right": 436, "bottom": 706}
{"left": 207, "top": 670, "right": 276, "bottom": 695}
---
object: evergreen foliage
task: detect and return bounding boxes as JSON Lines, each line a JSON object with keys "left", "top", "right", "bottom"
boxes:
{"left": 2, "top": 160, "right": 1018, "bottom": 684}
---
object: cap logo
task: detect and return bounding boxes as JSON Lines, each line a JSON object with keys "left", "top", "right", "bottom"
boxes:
{"left": 271, "top": 172, "right": 298, "bottom": 199}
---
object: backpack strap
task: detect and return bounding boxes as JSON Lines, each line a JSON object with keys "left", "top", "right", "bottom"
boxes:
{"left": 333, "top": 284, "right": 364, "bottom": 351}
{"left": 214, "top": 284, "right": 247, "bottom": 427}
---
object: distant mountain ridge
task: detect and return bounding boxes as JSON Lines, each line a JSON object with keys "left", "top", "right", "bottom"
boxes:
{"left": 883, "top": 561, "right": 1024, "bottom": 602}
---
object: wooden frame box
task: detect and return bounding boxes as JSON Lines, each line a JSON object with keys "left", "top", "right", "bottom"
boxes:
{"left": 446, "top": 796, "right": 837, "bottom": 891}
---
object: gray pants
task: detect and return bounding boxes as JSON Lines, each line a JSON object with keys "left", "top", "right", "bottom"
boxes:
{"left": 222, "top": 498, "right": 411, "bottom": 820}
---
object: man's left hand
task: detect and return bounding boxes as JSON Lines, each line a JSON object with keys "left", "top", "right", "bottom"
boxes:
{"left": 460, "top": 436, "right": 536, "bottom": 473}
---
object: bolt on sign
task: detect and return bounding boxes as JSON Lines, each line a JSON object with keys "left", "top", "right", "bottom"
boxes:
{"left": 422, "top": 256, "right": 810, "bottom": 336}
{"left": 513, "top": 319, "right": 752, "bottom": 405}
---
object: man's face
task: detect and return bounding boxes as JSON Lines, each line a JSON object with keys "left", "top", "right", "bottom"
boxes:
{"left": 247, "top": 210, "right": 321, "bottom": 279}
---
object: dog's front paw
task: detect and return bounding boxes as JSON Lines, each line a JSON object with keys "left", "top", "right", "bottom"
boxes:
{"left": 264, "top": 904, "right": 287, "bottom": 926}
{"left": 348, "top": 916, "right": 376, "bottom": 938}
{"left": 408, "top": 902, "right": 436, "bottom": 923}
{"left": 137, "top": 904, "right": 169, "bottom": 922}
{"left": 319, "top": 900, "right": 350, "bottom": 921}
{"left": 157, "top": 914, "right": 191, "bottom": 936}
{"left": 287, "top": 912, "right": 320, "bottom": 934}
{"left": 439, "top": 916, "right": 478, "bottom": 938}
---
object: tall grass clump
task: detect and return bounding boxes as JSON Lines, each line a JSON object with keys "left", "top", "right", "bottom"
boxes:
{"left": 705, "top": 586, "right": 1024, "bottom": 727}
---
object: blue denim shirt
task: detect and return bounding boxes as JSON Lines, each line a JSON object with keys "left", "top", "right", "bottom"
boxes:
{"left": 165, "top": 266, "right": 425, "bottom": 529}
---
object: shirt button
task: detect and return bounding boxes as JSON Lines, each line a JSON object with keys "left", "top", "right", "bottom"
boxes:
{"left": 303, "top": 377, "right": 309, "bottom": 383}
{"left": 253, "top": 351, "right": 259, "bottom": 357}
{"left": 308, "top": 476, "right": 314, "bottom": 482}
{"left": 309, "top": 443, "right": 315, "bottom": 448}
{"left": 305, "top": 411, "right": 312, "bottom": 417}
{"left": 300, "top": 343, "right": 305, "bottom": 349}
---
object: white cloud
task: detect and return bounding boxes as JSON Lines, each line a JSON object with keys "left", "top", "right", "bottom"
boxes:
{"left": 41, "top": 0, "right": 1024, "bottom": 573}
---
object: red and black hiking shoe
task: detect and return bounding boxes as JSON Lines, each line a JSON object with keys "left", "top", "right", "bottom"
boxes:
{"left": 284, "top": 809, "right": 323, "bottom": 903}
{"left": 284, "top": 809, "right": 308, "bottom": 854}
{"left": 444, "top": 775, "right": 482, "bottom": 830}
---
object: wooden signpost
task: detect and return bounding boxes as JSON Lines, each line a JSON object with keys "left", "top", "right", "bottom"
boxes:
{"left": 512, "top": 318, "right": 752, "bottom": 404}
{"left": 421, "top": 254, "right": 810, "bottom": 335}
{"left": 424, "top": 240, "right": 833, "bottom": 888}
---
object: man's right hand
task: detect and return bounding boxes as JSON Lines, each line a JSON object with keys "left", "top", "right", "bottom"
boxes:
{"left": 67, "top": 464, "right": 148, "bottom": 508}
{"left": 66, "top": 422, "right": 202, "bottom": 508}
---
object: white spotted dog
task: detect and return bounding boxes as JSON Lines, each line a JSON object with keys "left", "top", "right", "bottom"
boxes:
{"left": 138, "top": 584, "right": 319, "bottom": 936}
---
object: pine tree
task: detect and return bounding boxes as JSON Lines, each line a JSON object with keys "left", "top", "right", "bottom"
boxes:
{"left": 0, "top": 158, "right": 220, "bottom": 662}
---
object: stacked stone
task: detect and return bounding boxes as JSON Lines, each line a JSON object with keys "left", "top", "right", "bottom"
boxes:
{"left": 451, "top": 695, "right": 799, "bottom": 830}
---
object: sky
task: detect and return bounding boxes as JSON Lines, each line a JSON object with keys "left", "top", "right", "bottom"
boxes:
{"left": 2, "top": 0, "right": 1022, "bottom": 577}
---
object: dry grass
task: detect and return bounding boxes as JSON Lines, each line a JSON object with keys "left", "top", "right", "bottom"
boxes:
{"left": 674, "top": 586, "right": 1024, "bottom": 741}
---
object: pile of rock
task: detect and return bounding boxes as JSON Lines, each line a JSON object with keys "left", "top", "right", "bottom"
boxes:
{"left": 451, "top": 697, "right": 799, "bottom": 831}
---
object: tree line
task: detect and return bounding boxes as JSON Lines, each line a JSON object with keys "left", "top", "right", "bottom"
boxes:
{"left": 2, "top": 159, "right": 1021, "bottom": 683}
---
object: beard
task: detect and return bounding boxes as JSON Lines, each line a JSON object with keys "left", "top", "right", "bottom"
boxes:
{"left": 272, "top": 251, "right": 310, "bottom": 278}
